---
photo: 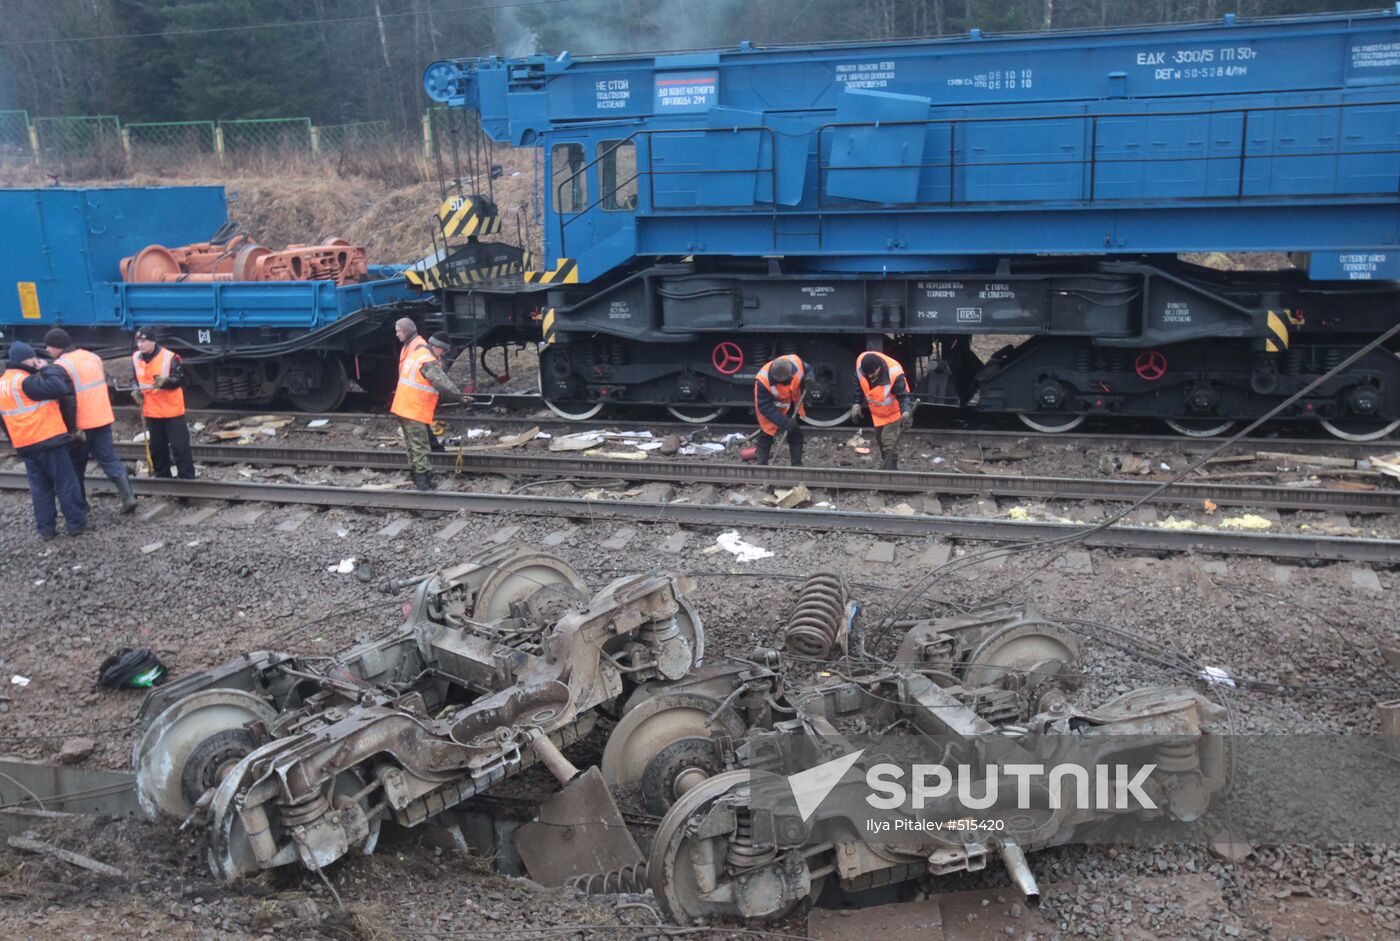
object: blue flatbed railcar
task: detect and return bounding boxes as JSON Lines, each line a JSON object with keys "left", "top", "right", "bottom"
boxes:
{"left": 420, "top": 7, "right": 1400, "bottom": 438}
{"left": 1, "top": 186, "right": 428, "bottom": 410}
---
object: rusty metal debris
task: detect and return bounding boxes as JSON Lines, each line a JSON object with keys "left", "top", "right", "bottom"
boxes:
{"left": 783, "top": 572, "right": 849, "bottom": 660}
{"left": 131, "top": 547, "right": 1228, "bottom": 927}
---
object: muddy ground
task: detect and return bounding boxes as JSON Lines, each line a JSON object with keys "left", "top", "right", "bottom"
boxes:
{"left": 1, "top": 434, "right": 1398, "bottom": 940}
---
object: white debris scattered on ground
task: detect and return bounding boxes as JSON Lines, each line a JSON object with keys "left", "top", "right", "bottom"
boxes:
{"left": 714, "top": 530, "right": 773, "bottom": 562}
{"left": 306, "top": 418, "right": 330, "bottom": 428}
{"left": 328, "top": 557, "right": 358, "bottom": 574}
{"left": 1199, "top": 666, "right": 1237, "bottom": 687}
{"left": 10, "top": 675, "right": 30, "bottom": 687}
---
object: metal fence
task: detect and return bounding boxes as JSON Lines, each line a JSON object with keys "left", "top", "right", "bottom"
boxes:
{"left": 0, "top": 110, "right": 31, "bottom": 160}
{"left": 33, "top": 115, "right": 122, "bottom": 157}
{"left": 219, "top": 117, "right": 314, "bottom": 161}
{"left": 4, "top": 111, "right": 439, "bottom": 164}
{"left": 124, "top": 120, "right": 217, "bottom": 163}
{"left": 316, "top": 120, "right": 392, "bottom": 151}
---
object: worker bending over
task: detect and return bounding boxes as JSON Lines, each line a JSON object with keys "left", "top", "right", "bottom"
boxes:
{"left": 0, "top": 341, "right": 87, "bottom": 539}
{"left": 132, "top": 326, "right": 195, "bottom": 479}
{"left": 391, "top": 320, "right": 471, "bottom": 491}
{"left": 45, "top": 328, "right": 136, "bottom": 513}
{"left": 753, "top": 354, "right": 806, "bottom": 467}
{"left": 853, "top": 350, "right": 914, "bottom": 470}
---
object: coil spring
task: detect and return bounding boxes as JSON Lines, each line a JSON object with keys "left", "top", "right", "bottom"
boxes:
{"left": 279, "top": 792, "right": 330, "bottom": 827}
{"left": 726, "top": 805, "right": 775, "bottom": 868}
{"left": 568, "top": 861, "right": 649, "bottom": 894}
{"left": 745, "top": 341, "right": 772, "bottom": 367}
{"left": 1074, "top": 347, "right": 1093, "bottom": 372}
{"left": 1281, "top": 348, "right": 1303, "bottom": 375}
{"left": 606, "top": 339, "right": 628, "bottom": 365}
{"left": 1154, "top": 740, "right": 1199, "bottom": 772}
{"left": 783, "top": 573, "right": 848, "bottom": 660}
{"left": 1323, "top": 348, "right": 1343, "bottom": 370}
{"left": 1107, "top": 350, "right": 1128, "bottom": 373}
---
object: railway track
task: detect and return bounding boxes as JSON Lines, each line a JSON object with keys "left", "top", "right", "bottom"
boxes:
{"left": 109, "top": 404, "right": 1398, "bottom": 459}
{"left": 111, "top": 442, "right": 1400, "bottom": 515}
{"left": 6, "top": 473, "right": 1397, "bottom": 564}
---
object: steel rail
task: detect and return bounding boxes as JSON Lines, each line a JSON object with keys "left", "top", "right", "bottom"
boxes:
{"left": 111, "top": 442, "right": 1400, "bottom": 515}
{"left": 109, "top": 404, "right": 1393, "bottom": 458}
{"left": 7, "top": 473, "right": 1396, "bottom": 564}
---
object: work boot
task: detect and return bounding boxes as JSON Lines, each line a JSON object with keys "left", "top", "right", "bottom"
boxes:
{"left": 414, "top": 472, "right": 436, "bottom": 492}
{"left": 755, "top": 439, "right": 772, "bottom": 466}
{"left": 788, "top": 439, "right": 804, "bottom": 468}
{"left": 115, "top": 473, "right": 137, "bottom": 513}
{"left": 882, "top": 454, "right": 898, "bottom": 471}
{"left": 67, "top": 523, "right": 89, "bottom": 536}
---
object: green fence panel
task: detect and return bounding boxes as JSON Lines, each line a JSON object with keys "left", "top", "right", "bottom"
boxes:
{"left": 126, "top": 120, "right": 217, "bottom": 163}
{"left": 219, "top": 117, "right": 313, "bottom": 160}
{"left": 33, "top": 115, "right": 121, "bottom": 158}
{"left": 317, "top": 120, "right": 391, "bottom": 151}
{"left": 0, "top": 110, "right": 32, "bottom": 160}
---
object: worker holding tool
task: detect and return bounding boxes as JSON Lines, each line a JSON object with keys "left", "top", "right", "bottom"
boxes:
{"left": 45, "top": 328, "right": 137, "bottom": 514}
{"left": 391, "top": 327, "right": 472, "bottom": 491}
{"left": 0, "top": 341, "right": 87, "bottom": 539}
{"left": 131, "top": 326, "right": 195, "bottom": 479}
{"left": 753, "top": 354, "right": 807, "bottom": 467}
{"left": 851, "top": 350, "right": 915, "bottom": 470}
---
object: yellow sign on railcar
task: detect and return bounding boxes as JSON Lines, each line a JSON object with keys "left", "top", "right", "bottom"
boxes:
{"left": 17, "top": 281, "right": 40, "bottom": 319}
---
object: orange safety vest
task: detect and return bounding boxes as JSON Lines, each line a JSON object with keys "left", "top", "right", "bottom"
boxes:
{"left": 400, "top": 334, "right": 429, "bottom": 364}
{"left": 856, "top": 351, "right": 907, "bottom": 427}
{"left": 753, "top": 355, "right": 807, "bottom": 437}
{"left": 55, "top": 348, "right": 115, "bottom": 430}
{"left": 0, "top": 368, "right": 67, "bottom": 449}
{"left": 132, "top": 347, "right": 186, "bottom": 419}
{"left": 390, "top": 344, "right": 440, "bottom": 423}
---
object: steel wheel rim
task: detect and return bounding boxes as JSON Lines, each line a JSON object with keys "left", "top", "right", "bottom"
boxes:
{"left": 1017, "top": 413, "right": 1086, "bottom": 433}
{"left": 666, "top": 405, "right": 725, "bottom": 424}
{"left": 1320, "top": 418, "right": 1400, "bottom": 442}
{"left": 1164, "top": 418, "right": 1235, "bottom": 438}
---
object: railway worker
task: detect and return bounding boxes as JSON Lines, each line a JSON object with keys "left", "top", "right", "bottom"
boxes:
{"left": 392, "top": 330, "right": 472, "bottom": 491}
{"left": 753, "top": 354, "right": 807, "bottom": 467}
{"left": 0, "top": 341, "right": 87, "bottom": 539}
{"left": 852, "top": 350, "right": 915, "bottom": 471}
{"left": 44, "top": 328, "right": 137, "bottom": 514}
{"left": 131, "top": 326, "right": 196, "bottom": 480}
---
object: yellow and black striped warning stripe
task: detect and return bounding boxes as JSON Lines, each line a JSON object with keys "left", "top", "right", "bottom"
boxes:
{"left": 405, "top": 250, "right": 540, "bottom": 292}
{"left": 523, "top": 258, "right": 579, "bottom": 284}
{"left": 542, "top": 307, "right": 559, "bottom": 345}
{"left": 437, "top": 194, "right": 504, "bottom": 239}
{"left": 1264, "top": 310, "right": 1291, "bottom": 353}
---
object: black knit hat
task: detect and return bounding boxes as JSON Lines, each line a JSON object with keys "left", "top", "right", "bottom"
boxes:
{"left": 43, "top": 328, "right": 72, "bottom": 349}
{"left": 134, "top": 326, "right": 160, "bottom": 341}
{"left": 428, "top": 332, "right": 451, "bottom": 351}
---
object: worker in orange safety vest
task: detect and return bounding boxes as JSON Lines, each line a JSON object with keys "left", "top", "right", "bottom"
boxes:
{"left": 753, "top": 354, "right": 807, "bottom": 467}
{"left": 852, "top": 350, "right": 914, "bottom": 470}
{"left": 0, "top": 341, "right": 87, "bottom": 539}
{"left": 391, "top": 320, "right": 472, "bottom": 490}
{"left": 45, "top": 328, "right": 136, "bottom": 513}
{"left": 132, "top": 326, "right": 195, "bottom": 479}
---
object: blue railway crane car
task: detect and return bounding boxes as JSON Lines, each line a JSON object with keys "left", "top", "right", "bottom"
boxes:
{"left": 0, "top": 186, "right": 427, "bottom": 410}
{"left": 422, "top": 6, "right": 1400, "bottom": 439}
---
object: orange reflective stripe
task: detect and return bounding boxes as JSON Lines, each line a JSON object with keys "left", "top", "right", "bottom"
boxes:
{"left": 857, "top": 352, "right": 906, "bottom": 427}
{"left": 58, "top": 349, "right": 114, "bottom": 429}
{"left": 390, "top": 346, "right": 440, "bottom": 423}
{"left": 753, "top": 355, "right": 807, "bottom": 437}
{"left": 0, "top": 368, "right": 67, "bottom": 448}
{"left": 133, "top": 348, "right": 185, "bottom": 418}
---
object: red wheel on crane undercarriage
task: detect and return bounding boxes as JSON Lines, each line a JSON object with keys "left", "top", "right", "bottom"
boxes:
{"left": 1135, "top": 350, "right": 1167, "bottom": 382}
{"left": 711, "top": 341, "right": 744, "bottom": 375}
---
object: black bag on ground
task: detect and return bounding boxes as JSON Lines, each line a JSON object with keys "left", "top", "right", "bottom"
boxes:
{"left": 97, "top": 647, "right": 167, "bottom": 689}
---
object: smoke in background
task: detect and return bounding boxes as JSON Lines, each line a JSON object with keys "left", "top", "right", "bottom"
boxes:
{"left": 494, "top": 0, "right": 826, "bottom": 58}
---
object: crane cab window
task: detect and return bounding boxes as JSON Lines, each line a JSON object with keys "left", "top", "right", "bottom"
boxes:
{"left": 552, "top": 143, "right": 588, "bottom": 213}
{"left": 599, "top": 140, "right": 638, "bottom": 211}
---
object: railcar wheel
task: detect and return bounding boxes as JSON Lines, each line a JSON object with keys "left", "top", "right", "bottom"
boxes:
{"left": 1320, "top": 418, "right": 1400, "bottom": 442}
{"left": 667, "top": 405, "right": 726, "bottom": 424}
{"left": 471, "top": 550, "right": 589, "bottom": 623}
{"left": 1164, "top": 418, "right": 1236, "bottom": 438}
{"left": 287, "top": 356, "right": 348, "bottom": 412}
{"left": 537, "top": 371, "right": 603, "bottom": 421}
{"left": 799, "top": 406, "right": 852, "bottom": 427}
{"left": 132, "top": 689, "right": 277, "bottom": 822}
{"left": 601, "top": 691, "right": 746, "bottom": 793}
{"left": 1017, "top": 412, "right": 1085, "bottom": 433}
